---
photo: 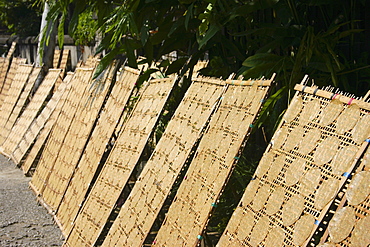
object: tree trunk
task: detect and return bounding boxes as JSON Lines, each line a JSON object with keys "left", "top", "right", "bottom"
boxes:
{"left": 35, "top": 2, "right": 57, "bottom": 89}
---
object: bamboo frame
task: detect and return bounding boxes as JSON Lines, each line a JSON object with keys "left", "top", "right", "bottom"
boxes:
{"left": 218, "top": 81, "right": 370, "bottom": 247}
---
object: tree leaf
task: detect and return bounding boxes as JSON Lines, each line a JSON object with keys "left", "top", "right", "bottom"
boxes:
{"left": 242, "top": 53, "right": 282, "bottom": 67}
{"left": 197, "top": 23, "right": 220, "bottom": 49}
{"left": 166, "top": 57, "right": 188, "bottom": 75}
{"left": 58, "top": 13, "right": 65, "bottom": 48}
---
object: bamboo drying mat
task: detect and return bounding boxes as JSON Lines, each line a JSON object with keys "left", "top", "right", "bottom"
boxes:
{"left": 59, "top": 49, "right": 70, "bottom": 70}
{"left": 29, "top": 68, "right": 93, "bottom": 200}
{"left": 63, "top": 77, "right": 175, "bottom": 247}
{"left": 1, "top": 69, "right": 62, "bottom": 156}
{"left": 39, "top": 65, "right": 113, "bottom": 212}
{"left": 33, "top": 67, "right": 102, "bottom": 211}
{"left": 153, "top": 76, "right": 274, "bottom": 247}
{"left": 53, "top": 49, "right": 61, "bottom": 68}
{"left": 21, "top": 72, "right": 74, "bottom": 174}
{"left": 0, "top": 64, "right": 33, "bottom": 134}
{"left": 0, "top": 57, "right": 5, "bottom": 97}
{"left": 217, "top": 83, "right": 370, "bottom": 247}
{"left": 0, "top": 58, "right": 27, "bottom": 120}
{"left": 57, "top": 49, "right": 71, "bottom": 83}
{"left": 40, "top": 65, "right": 116, "bottom": 214}
{"left": 5, "top": 67, "right": 41, "bottom": 132}
{"left": 56, "top": 67, "right": 139, "bottom": 236}
{"left": 101, "top": 76, "right": 226, "bottom": 246}
{"left": 0, "top": 42, "right": 16, "bottom": 95}
{"left": 10, "top": 75, "right": 70, "bottom": 164}
{"left": 317, "top": 144, "right": 370, "bottom": 246}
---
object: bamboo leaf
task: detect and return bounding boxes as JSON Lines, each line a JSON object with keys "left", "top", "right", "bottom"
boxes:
{"left": 58, "top": 13, "right": 65, "bottom": 48}
{"left": 166, "top": 57, "right": 188, "bottom": 75}
{"left": 242, "top": 53, "right": 282, "bottom": 67}
{"left": 197, "top": 23, "right": 220, "bottom": 49}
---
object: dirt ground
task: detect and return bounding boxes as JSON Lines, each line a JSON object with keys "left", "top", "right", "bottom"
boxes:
{"left": 0, "top": 155, "right": 63, "bottom": 247}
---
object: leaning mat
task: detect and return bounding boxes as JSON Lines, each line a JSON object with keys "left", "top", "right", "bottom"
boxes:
{"left": 317, "top": 146, "right": 370, "bottom": 247}
{"left": 10, "top": 72, "right": 70, "bottom": 164}
{"left": 217, "top": 82, "right": 370, "bottom": 247}
{"left": 55, "top": 66, "right": 139, "bottom": 236}
{"left": 152, "top": 76, "right": 274, "bottom": 246}
{"left": 1, "top": 69, "right": 62, "bottom": 155}
{"left": 5, "top": 67, "right": 41, "bottom": 133}
{"left": 0, "top": 57, "right": 26, "bottom": 109}
{"left": 20, "top": 72, "right": 74, "bottom": 174}
{"left": 29, "top": 68, "right": 94, "bottom": 200}
{"left": 38, "top": 65, "right": 115, "bottom": 213}
{"left": 0, "top": 64, "right": 33, "bottom": 130}
{"left": 63, "top": 76, "right": 175, "bottom": 247}
{"left": 101, "top": 76, "right": 227, "bottom": 246}
{"left": 0, "top": 42, "right": 17, "bottom": 97}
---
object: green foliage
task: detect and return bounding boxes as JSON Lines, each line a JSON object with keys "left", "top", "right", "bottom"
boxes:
{"left": 34, "top": 0, "right": 370, "bottom": 241}
{"left": 0, "top": 0, "right": 42, "bottom": 36}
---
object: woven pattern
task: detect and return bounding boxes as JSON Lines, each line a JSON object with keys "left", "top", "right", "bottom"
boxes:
{"left": 1, "top": 69, "right": 62, "bottom": 155}
{"left": 53, "top": 49, "right": 61, "bottom": 68}
{"left": 59, "top": 50, "right": 70, "bottom": 71}
{"left": 102, "top": 77, "right": 226, "bottom": 246}
{"left": 218, "top": 84, "right": 370, "bottom": 247}
{"left": 318, "top": 146, "right": 370, "bottom": 247}
{"left": 153, "top": 77, "right": 273, "bottom": 247}
{"left": 6, "top": 67, "right": 41, "bottom": 132}
{"left": 64, "top": 77, "right": 175, "bottom": 247}
{"left": 55, "top": 67, "right": 139, "bottom": 235}
{"left": 0, "top": 58, "right": 27, "bottom": 138}
{"left": 21, "top": 72, "right": 74, "bottom": 175}
{"left": 0, "top": 64, "right": 34, "bottom": 141}
{"left": 0, "top": 58, "right": 27, "bottom": 107}
{"left": 0, "top": 42, "right": 17, "bottom": 99}
{"left": 11, "top": 76, "right": 69, "bottom": 164}
{"left": 40, "top": 66, "right": 114, "bottom": 213}
{"left": 29, "top": 68, "right": 93, "bottom": 197}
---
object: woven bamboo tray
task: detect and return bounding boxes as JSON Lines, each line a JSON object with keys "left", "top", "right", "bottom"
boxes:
{"left": 64, "top": 76, "right": 175, "bottom": 247}
{"left": 317, "top": 145, "right": 370, "bottom": 247}
{"left": 11, "top": 73, "right": 70, "bottom": 165}
{"left": 218, "top": 81, "right": 370, "bottom": 247}
{"left": 0, "top": 64, "right": 33, "bottom": 139}
{"left": 55, "top": 66, "right": 139, "bottom": 236}
{"left": 20, "top": 72, "right": 74, "bottom": 175}
{"left": 29, "top": 68, "right": 93, "bottom": 200}
{"left": 0, "top": 57, "right": 26, "bottom": 105}
{"left": 1, "top": 69, "right": 63, "bottom": 155}
{"left": 153, "top": 75, "right": 274, "bottom": 247}
{"left": 101, "top": 76, "right": 226, "bottom": 246}
{"left": 5, "top": 67, "right": 41, "bottom": 133}
{"left": 0, "top": 42, "right": 16, "bottom": 98}
{"left": 40, "top": 64, "right": 115, "bottom": 214}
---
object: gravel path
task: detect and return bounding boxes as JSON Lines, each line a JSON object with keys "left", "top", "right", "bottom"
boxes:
{"left": 0, "top": 155, "right": 63, "bottom": 247}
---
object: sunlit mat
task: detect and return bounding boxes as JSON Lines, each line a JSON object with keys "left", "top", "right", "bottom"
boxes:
{"left": 101, "top": 76, "right": 227, "bottom": 246}
{"left": 11, "top": 73, "right": 70, "bottom": 165}
{"left": 153, "top": 76, "right": 274, "bottom": 246}
{"left": 0, "top": 64, "right": 34, "bottom": 132}
{"left": 63, "top": 76, "right": 175, "bottom": 247}
{"left": 318, "top": 146, "right": 370, "bottom": 247}
{"left": 39, "top": 65, "right": 115, "bottom": 214}
{"left": 1, "top": 69, "right": 62, "bottom": 155}
{"left": 5, "top": 67, "right": 41, "bottom": 132}
{"left": 217, "top": 82, "right": 370, "bottom": 247}
{"left": 59, "top": 49, "right": 70, "bottom": 71}
{"left": 21, "top": 72, "right": 74, "bottom": 175}
{"left": 0, "top": 57, "right": 27, "bottom": 121}
{"left": 0, "top": 42, "right": 16, "bottom": 97}
{"left": 29, "top": 68, "right": 94, "bottom": 200}
{"left": 55, "top": 67, "right": 140, "bottom": 236}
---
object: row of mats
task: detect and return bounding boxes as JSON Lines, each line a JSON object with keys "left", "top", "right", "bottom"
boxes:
{"left": 0, "top": 43, "right": 369, "bottom": 247}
